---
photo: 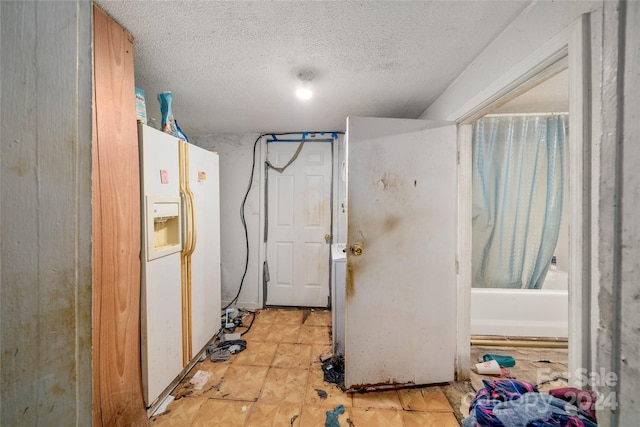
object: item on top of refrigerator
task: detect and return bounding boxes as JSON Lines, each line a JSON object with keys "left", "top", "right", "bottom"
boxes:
{"left": 158, "top": 91, "right": 189, "bottom": 141}
{"left": 135, "top": 87, "right": 147, "bottom": 124}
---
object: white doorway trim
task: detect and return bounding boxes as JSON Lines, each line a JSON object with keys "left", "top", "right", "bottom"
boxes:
{"left": 258, "top": 136, "right": 268, "bottom": 308}
{"left": 453, "top": 15, "right": 592, "bottom": 383}
{"left": 257, "top": 134, "right": 336, "bottom": 308}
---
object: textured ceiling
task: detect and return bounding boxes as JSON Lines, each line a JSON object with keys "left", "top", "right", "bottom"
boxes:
{"left": 96, "top": 1, "right": 529, "bottom": 136}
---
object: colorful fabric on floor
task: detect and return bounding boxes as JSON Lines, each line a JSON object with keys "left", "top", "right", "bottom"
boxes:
{"left": 549, "top": 387, "right": 598, "bottom": 421}
{"left": 463, "top": 380, "right": 598, "bottom": 427}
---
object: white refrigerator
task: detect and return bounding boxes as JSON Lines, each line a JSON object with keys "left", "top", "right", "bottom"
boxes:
{"left": 138, "top": 124, "right": 221, "bottom": 408}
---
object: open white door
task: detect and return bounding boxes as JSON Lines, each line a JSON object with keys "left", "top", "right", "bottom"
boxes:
{"left": 344, "top": 117, "right": 457, "bottom": 388}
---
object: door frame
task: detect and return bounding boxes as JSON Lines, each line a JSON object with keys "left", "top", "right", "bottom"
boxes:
{"left": 452, "top": 15, "right": 593, "bottom": 382}
{"left": 257, "top": 135, "right": 336, "bottom": 308}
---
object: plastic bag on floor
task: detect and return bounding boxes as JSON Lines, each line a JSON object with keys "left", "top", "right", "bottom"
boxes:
{"left": 321, "top": 355, "right": 345, "bottom": 385}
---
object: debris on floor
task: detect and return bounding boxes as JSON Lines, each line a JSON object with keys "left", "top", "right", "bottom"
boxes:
{"left": 315, "top": 388, "right": 328, "bottom": 400}
{"left": 475, "top": 360, "right": 502, "bottom": 375}
{"left": 153, "top": 308, "right": 464, "bottom": 426}
{"left": 462, "top": 379, "right": 597, "bottom": 427}
{"left": 150, "top": 394, "right": 174, "bottom": 416}
{"left": 207, "top": 339, "right": 247, "bottom": 361}
{"left": 474, "top": 360, "right": 516, "bottom": 380}
{"left": 482, "top": 353, "right": 516, "bottom": 367}
{"left": 208, "top": 346, "right": 231, "bottom": 362}
{"left": 220, "top": 307, "right": 255, "bottom": 333}
{"left": 325, "top": 404, "right": 345, "bottom": 427}
{"left": 189, "top": 370, "right": 212, "bottom": 390}
{"left": 206, "top": 314, "right": 249, "bottom": 362}
{"left": 316, "top": 351, "right": 333, "bottom": 363}
{"left": 172, "top": 382, "right": 193, "bottom": 400}
{"left": 498, "top": 367, "right": 516, "bottom": 379}
{"left": 322, "top": 354, "right": 345, "bottom": 388}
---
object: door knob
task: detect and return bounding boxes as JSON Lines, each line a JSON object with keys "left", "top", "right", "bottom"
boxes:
{"left": 351, "top": 243, "right": 363, "bottom": 256}
{"left": 325, "top": 234, "right": 331, "bottom": 243}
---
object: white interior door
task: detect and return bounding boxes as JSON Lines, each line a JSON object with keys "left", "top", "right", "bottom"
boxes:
{"left": 344, "top": 117, "right": 457, "bottom": 388}
{"left": 266, "top": 141, "right": 332, "bottom": 307}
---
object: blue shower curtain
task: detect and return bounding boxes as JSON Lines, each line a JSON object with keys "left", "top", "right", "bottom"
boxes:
{"left": 472, "top": 115, "right": 565, "bottom": 289}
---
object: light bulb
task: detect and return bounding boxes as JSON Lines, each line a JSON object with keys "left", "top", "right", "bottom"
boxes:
{"left": 295, "top": 71, "right": 314, "bottom": 100}
{"left": 296, "top": 86, "right": 313, "bottom": 100}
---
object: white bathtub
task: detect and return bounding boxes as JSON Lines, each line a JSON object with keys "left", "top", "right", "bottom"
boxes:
{"left": 470, "top": 270, "right": 568, "bottom": 338}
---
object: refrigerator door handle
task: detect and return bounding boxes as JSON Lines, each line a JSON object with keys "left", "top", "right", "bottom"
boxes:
{"left": 181, "top": 190, "right": 192, "bottom": 253}
{"left": 186, "top": 186, "right": 197, "bottom": 255}
{"left": 183, "top": 141, "right": 197, "bottom": 256}
{"left": 180, "top": 142, "right": 192, "bottom": 255}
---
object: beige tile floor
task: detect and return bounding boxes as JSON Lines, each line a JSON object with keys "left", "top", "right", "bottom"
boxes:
{"left": 150, "top": 308, "right": 459, "bottom": 427}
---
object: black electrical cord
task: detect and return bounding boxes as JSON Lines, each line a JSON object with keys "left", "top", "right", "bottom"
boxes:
{"left": 223, "top": 131, "right": 345, "bottom": 311}
{"left": 240, "top": 310, "right": 256, "bottom": 336}
{"left": 223, "top": 133, "right": 264, "bottom": 310}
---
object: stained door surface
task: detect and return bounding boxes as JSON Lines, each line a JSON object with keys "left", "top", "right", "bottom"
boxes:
{"left": 344, "top": 117, "right": 457, "bottom": 388}
{"left": 266, "top": 141, "right": 332, "bottom": 307}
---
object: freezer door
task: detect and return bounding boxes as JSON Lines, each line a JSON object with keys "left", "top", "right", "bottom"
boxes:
{"left": 138, "top": 124, "right": 184, "bottom": 407}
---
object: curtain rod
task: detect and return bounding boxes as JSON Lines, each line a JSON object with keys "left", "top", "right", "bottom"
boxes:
{"left": 483, "top": 112, "right": 569, "bottom": 117}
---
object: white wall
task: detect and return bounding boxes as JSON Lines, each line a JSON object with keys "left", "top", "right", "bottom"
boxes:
{"left": 1, "top": 1, "right": 93, "bottom": 424}
{"left": 192, "top": 133, "right": 263, "bottom": 308}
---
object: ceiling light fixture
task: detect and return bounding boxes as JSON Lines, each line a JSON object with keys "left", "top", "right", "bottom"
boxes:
{"left": 296, "top": 71, "right": 314, "bottom": 100}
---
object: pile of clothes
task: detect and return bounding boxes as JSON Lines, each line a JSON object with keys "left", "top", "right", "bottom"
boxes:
{"left": 463, "top": 379, "right": 597, "bottom": 427}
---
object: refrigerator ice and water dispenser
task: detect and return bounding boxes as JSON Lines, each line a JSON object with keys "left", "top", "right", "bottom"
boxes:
{"left": 145, "top": 195, "right": 182, "bottom": 261}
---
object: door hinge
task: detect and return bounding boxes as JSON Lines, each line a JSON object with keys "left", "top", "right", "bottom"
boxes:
{"left": 455, "top": 259, "right": 459, "bottom": 274}
{"left": 457, "top": 150, "right": 460, "bottom": 165}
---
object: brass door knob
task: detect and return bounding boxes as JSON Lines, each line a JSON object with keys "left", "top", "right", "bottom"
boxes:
{"left": 325, "top": 234, "right": 331, "bottom": 243}
{"left": 351, "top": 243, "right": 363, "bottom": 256}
